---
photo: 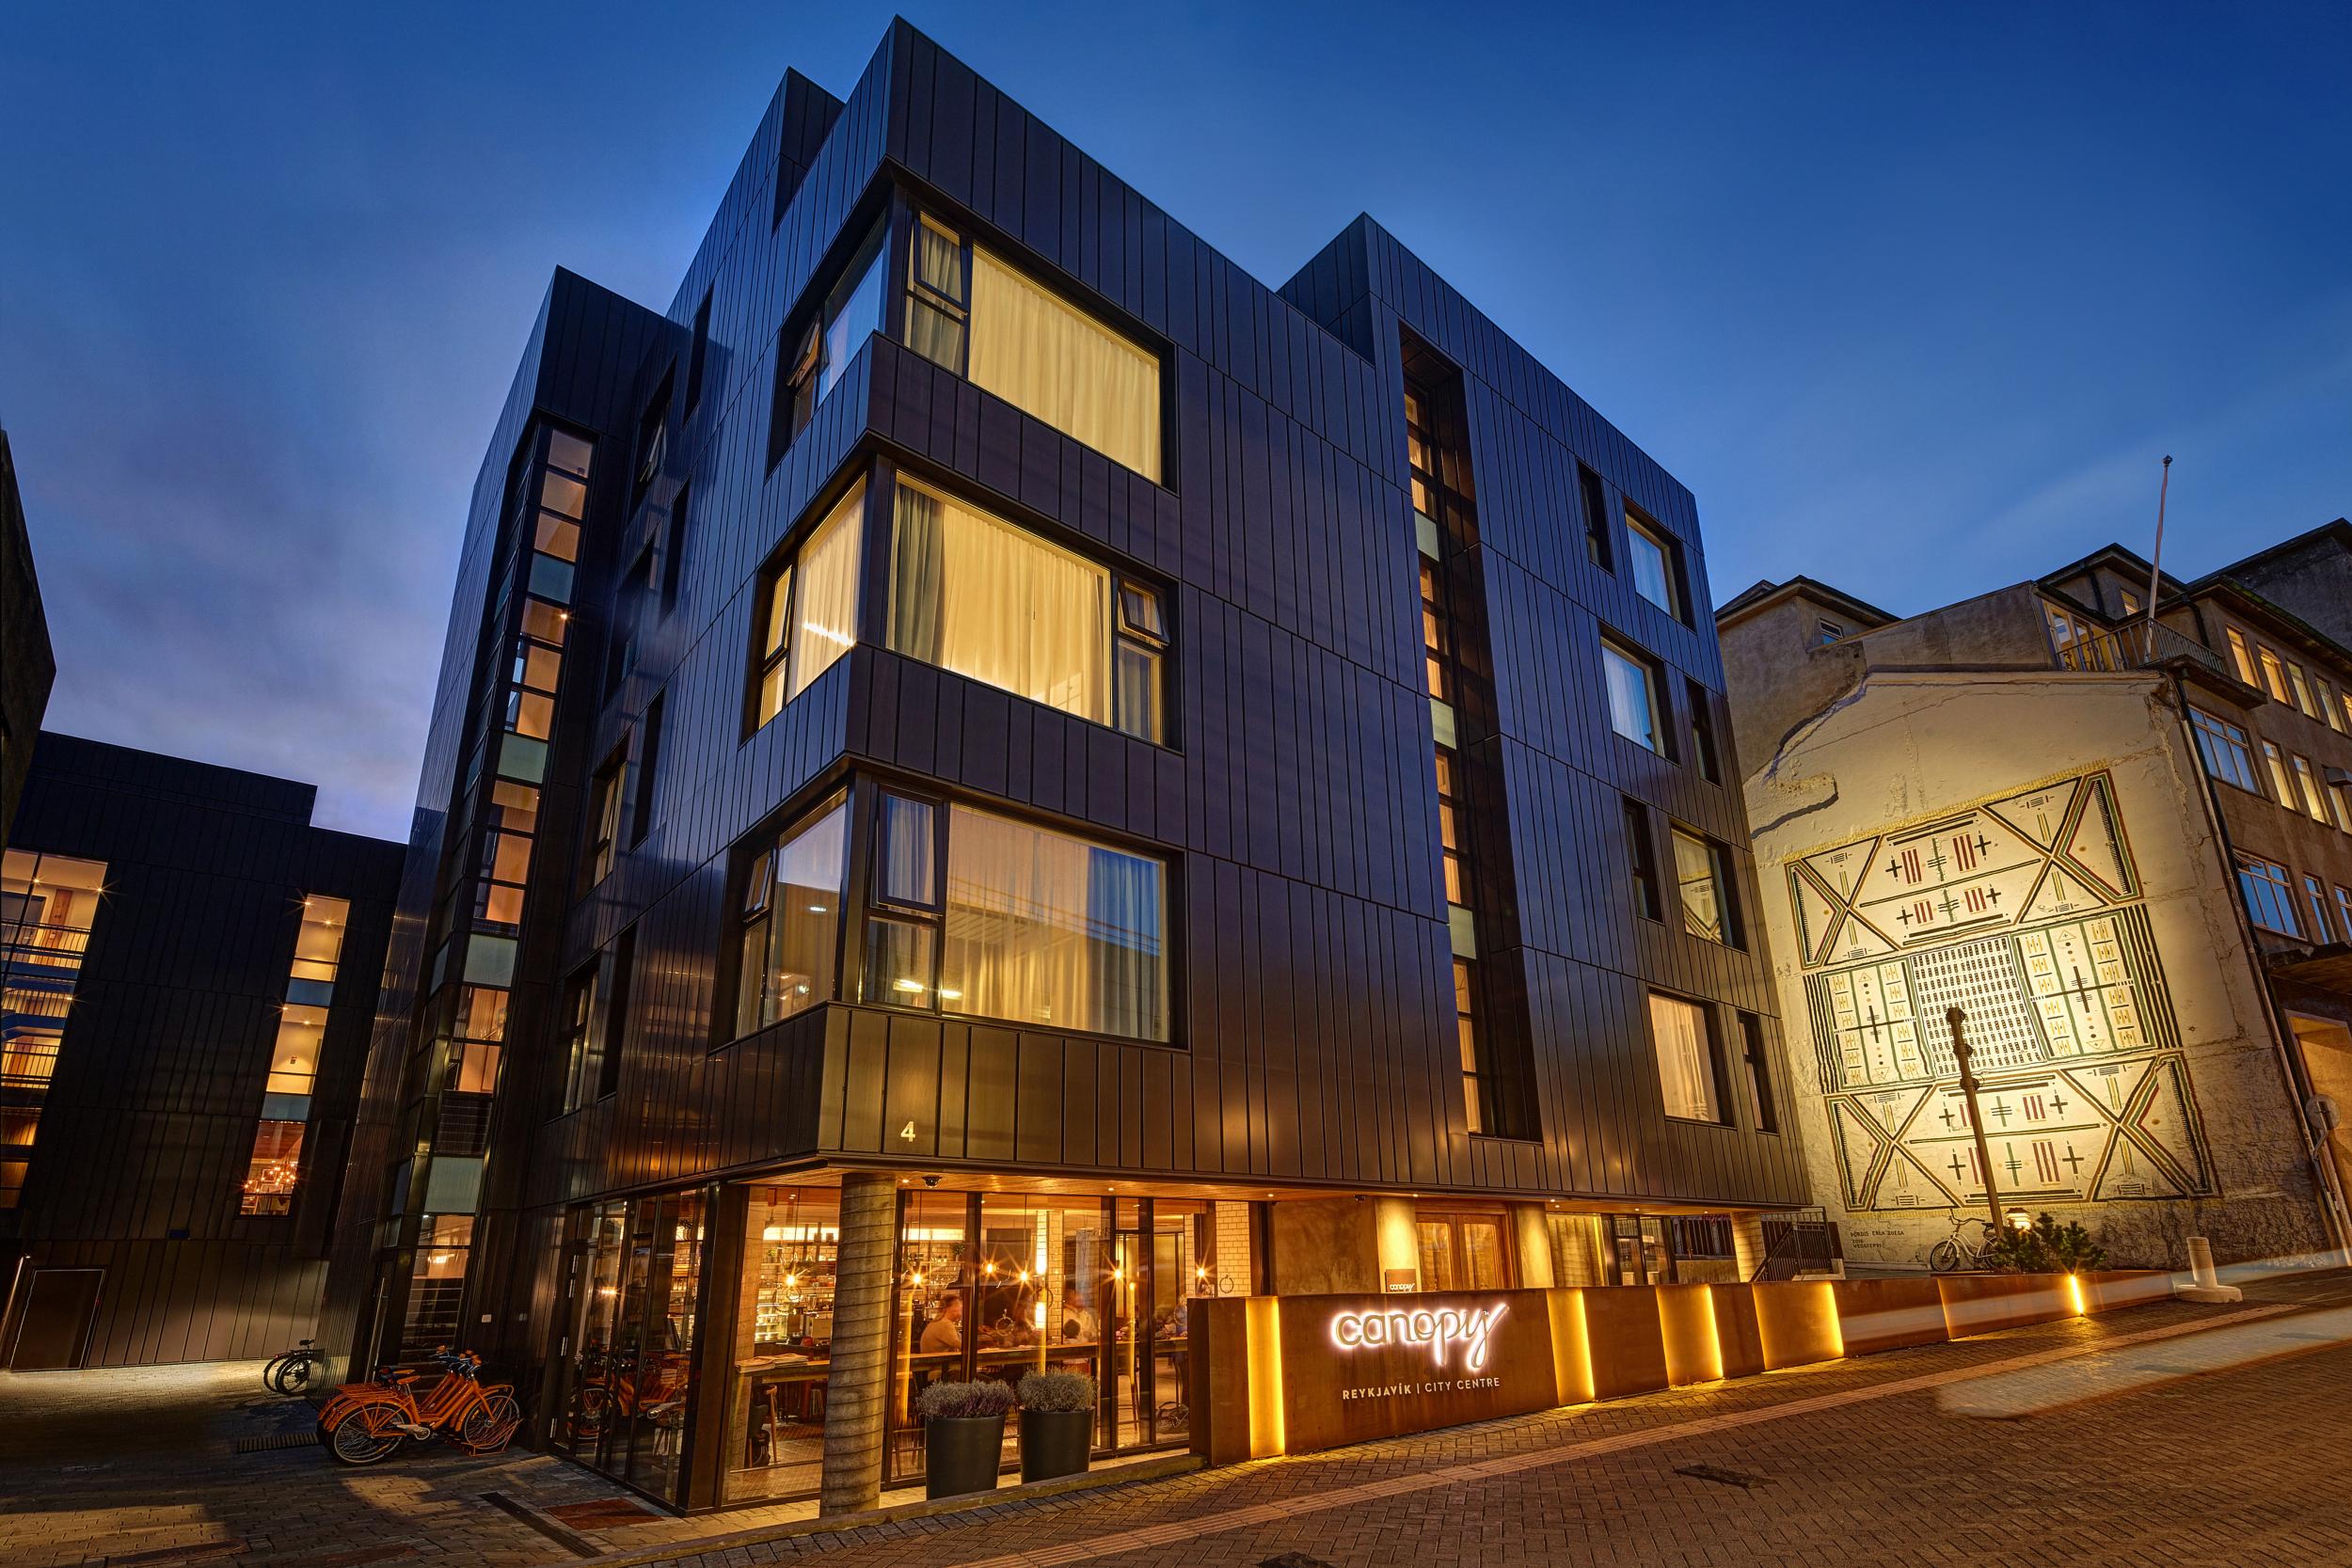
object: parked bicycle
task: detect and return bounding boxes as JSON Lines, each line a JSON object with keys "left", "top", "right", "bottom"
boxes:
{"left": 1927, "top": 1214, "right": 2002, "bottom": 1273}
{"left": 315, "top": 1347, "right": 522, "bottom": 1466}
{"left": 262, "top": 1338, "right": 318, "bottom": 1396}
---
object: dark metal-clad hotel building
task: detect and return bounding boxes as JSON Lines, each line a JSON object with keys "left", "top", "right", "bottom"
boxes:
{"left": 323, "top": 20, "right": 1804, "bottom": 1513}
{"left": 1, "top": 734, "right": 401, "bottom": 1368}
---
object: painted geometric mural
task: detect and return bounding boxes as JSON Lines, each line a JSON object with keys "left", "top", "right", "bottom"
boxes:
{"left": 1788, "top": 770, "right": 2216, "bottom": 1211}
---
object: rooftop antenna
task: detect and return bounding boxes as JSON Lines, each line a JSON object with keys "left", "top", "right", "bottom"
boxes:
{"left": 2145, "top": 454, "right": 2171, "bottom": 628}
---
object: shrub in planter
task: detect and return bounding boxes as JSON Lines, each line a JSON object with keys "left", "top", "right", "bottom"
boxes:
{"left": 915, "top": 1379, "right": 1016, "bottom": 1500}
{"left": 1016, "top": 1370, "right": 1096, "bottom": 1483}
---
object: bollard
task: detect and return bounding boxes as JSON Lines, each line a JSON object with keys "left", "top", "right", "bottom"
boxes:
{"left": 2176, "top": 1235, "right": 2242, "bottom": 1303}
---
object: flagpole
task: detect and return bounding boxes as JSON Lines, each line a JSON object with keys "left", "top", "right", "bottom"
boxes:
{"left": 2145, "top": 454, "right": 2171, "bottom": 629}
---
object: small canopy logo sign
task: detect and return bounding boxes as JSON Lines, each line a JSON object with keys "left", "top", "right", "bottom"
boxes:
{"left": 1327, "top": 1302, "right": 1508, "bottom": 1372}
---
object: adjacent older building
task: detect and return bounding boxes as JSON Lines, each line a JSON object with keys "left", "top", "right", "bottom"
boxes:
{"left": 325, "top": 21, "right": 1805, "bottom": 1513}
{"left": 1720, "top": 522, "right": 2352, "bottom": 1275}
{"left": 0, "top": 431, "right": 56, "bottom": 838}
{"left": 0, "top": 734, "right": 401, "bottom": 1368}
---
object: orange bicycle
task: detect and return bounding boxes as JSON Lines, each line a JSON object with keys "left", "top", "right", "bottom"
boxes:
{"left": 316, "top": 1348, "right": 522, "bottom": 1466}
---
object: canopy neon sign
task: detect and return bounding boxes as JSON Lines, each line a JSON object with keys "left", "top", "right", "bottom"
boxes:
{"left": 1327, "top": 1302, "right": 1508, "bottom": 1372}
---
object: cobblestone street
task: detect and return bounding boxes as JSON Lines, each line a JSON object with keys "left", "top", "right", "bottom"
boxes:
{"left": 7, "top": 1273, "right": 2352, "bottom": 1568}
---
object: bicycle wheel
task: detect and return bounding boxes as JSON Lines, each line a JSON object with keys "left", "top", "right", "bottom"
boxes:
{"left": 274, "top": 1354, "right": 313, "bottom": 1395}
{"left": 325, "top": 1411, "right": 405, "bottom": 1466}
{"left": 1927, "top": 1240, "right": 1960, "bottom": 1273}
{"left": 262, "top": 1352, "right": 294, "bottom": 1391}
{"left": 458, "top": 1392, "right": 523, "bottom": 1454}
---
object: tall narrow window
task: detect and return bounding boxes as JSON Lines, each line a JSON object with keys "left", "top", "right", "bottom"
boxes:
{"left": 1454, "top": 958, "right": 1485, "bottom": 1136}
{"left": 1624, "top": 799, "right": 1661, "bottom": 921}
{"left": 630, "top": 694, "right": 665, "bottom": 847}
{"left": 661, "top": 483, "right": 691, "bottom": 613}
{"left": 685, "top": 288, "right": 712, "bottom": 415}
{"left": 1649, "top": 992, "right": 1724, "bottom": 1123}
{"left": 585, "top": 751, "right": 624, "bottom": 886}
{"left": 752, "top": 480, "right": 866, "bottom": 729}
{"left": 559, "top": 965, "right": 599, "bottom": 1112}
{"left": 1419, "top": 560, "right": 1452, "bottom": 703}
{"left": 2335, "top": 886, "right": 2352, "bottom": 944}
{"left": 0, "top": 852, "right": 105, "bottom": 1210}
{"left": 904, "top": 217, "right": 1162, "bottom": 483}
{"left": 885, "top": 479, "right": 1166, "bottom": 742}
{"left": 2293, "top": 753, "right": 2329, "bottom": 822}
{"left": 2238, "top": 855, "right": 2300, "bottom": 936}
{"left": 2259, "top": 646, "right": 2289, "bottom": 704}
{"left": 1578, "top": 463, "right": 1613, "bottom": 572}
{"left": 2226, "top": 628, "right": 2257, "bottom": 686}
{"left": 241, "top": 895, "right": 349, "bottom": 1214}
{"left": 1688, "top": 679, "right": 1722, "bottom": 784}
{"left": 732, "top": 793, "right": 849, "bottom": 1037}
{"left": 633, "top": 372, "right": 672, "bottom": 504}
{"left": 1602, "top": 639, "right": 1663, "bottom": 754}
{"left": 2306, "top": 875, "right": 2334, "bottom": 942}
{"left": 1624, "top": 508, "right": 1682, "bottom": 620}
{"left": 2263, "top": 740, "right": 2296, "bottom": 806}
{"left": 1739, "top": 1012, "right": 1777, "bottom": 1132}
{"left": 2289, "top": 663, "right": 2319, "bottom": 718}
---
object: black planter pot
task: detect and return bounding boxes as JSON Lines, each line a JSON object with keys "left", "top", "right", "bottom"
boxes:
{"left": 1018, "top": 1407, "right": 1092, "bottom": 1483}
{"left": 924, "top": 1413, "right": 1007, "bottom": 1500}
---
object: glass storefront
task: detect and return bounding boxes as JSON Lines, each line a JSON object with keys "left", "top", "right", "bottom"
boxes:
{"left": 726, "top": 1186, "right": 839, "bottom": 1504}
{"left": 552, "top": 1189, "right": 707, "bottom": 1507}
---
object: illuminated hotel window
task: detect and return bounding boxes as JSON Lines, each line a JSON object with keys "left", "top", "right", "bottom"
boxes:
{"left": 1673, "top": 828, "right": 1734, "bottom": 945}
{"left": 886, "top": 479, "right": 1168, "bottom": 743}
{"left": 2259, "top": 646, "right": 2290, "bottom": 704}
{"left": 2226, "top": 627, "right": 2258, "bottom": 687}
{"left": 864, "top": 795, "right": 1167, "bottom": 1043}
{"left": 241, "top": 895, "right": 348, "bottom": 1214}
{"left": 903, "top": 215, "right": 1162, "bottom": 483}
{"left": 0, "top": 851, "right": 106, "bottom": 1210}
{"left": 2262, "top": 740, "right": 2296, "bottom": 808}
{"left": 1649, "top": 991, "right": 1724, "bottom": 1124}
{"left": 2293, "top": 753, "right": 2330, "bottom": 822}
{"left": 733, "top": 793, "right": 849, "bottom": 1037}
{"left": 752, "top": 480, "right": 865, "bottom": 728}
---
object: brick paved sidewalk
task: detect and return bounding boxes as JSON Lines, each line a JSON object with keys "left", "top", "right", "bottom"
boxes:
{"left": 6, "top": 1271, "right": 2350, "bottom": 1568}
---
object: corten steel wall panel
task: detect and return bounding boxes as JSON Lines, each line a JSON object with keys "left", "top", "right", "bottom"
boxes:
{"left": 430, "top": 16, "right": 1808, "bottom": 1284}
{"left": 2, "top": 735, "right": 400, "bottom": 1366}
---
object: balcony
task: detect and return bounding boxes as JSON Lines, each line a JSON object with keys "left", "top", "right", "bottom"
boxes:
{"left": 2051, "top": 618, "right": 2229, "bottom": 679}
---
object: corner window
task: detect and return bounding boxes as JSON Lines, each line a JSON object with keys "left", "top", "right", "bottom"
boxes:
{"left": 1648, "top": 992, "right": 1724, "bottom": 1123}
{"left": 732, "top": 793, "right": 850, "bottom": 1037}
{"left": 752, "top": 480, "right": 866, "bottom": 729}
{"left": 861, "top": 796, "right": 1168, "bottom": 1042}
{"left": 885, "top": 478, "right": 1168, "bottom": 743}
{"left": 1624, "top": 509, "right": 1682, "bottom": 620}
{"left": 1624, "top": 800, "right": 1661, "bottom": 922}
{"left": 1739, "top": 1012, "right": 1777, "bottom": 1132}
{"left": 903, "top": 216, "right": 1163, "bottom": 483}
{"left": 1601, "top": 638, "right": 1663, "bottom": 754}
{"left": 771, "top": 220, "right": 885, "bottom": 461}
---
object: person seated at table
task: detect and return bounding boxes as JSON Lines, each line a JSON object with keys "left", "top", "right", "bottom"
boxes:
{"left": 1059, "top": 1295, "right": 1099, "bottom": 1342}
{"left": 919, "top": 1292, "right": 964, "bottom": 1354}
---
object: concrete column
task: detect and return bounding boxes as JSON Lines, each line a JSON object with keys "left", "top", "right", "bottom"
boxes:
{"left": 818, "top": 1171, "right": 897, "bottom": 1516}
{"left": 1509, "top": 1203, "right": 1555, "bottom": 1288}
{"left": 1730, "top": 1212, "right": 1769, "bottom": 1282}
{"left": 1372, "top": 1197, "right": 1419, "bottom": 1289}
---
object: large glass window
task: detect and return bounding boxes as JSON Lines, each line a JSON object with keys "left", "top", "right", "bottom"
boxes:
{"left": 241, "top": 894, "right": 349, "bottom": 1214}
{"left": 729, "top": 1186, "right": 840, "bottom": 1503}
{"left": 1649, "top": 991, "right": 1723, "bottom": 1123}
{"left": 886, "top": 479, "right": 1166, "bottom": 742}
{"left": 0, "top": 851, "right": 104, "bottom": 1210}
{"left": 752, "top": 481, "right": 866, "bottom": 728}
{"left": 1602, "top": 639, "right": 1663, "bottom": 753}
{"left": 733, "top": 794, "right": 850, "bottom": 1038}
{"left": 864, "top": 797, "right": 1168, "bottom": 1042}
{"left": 2189, "top": 707, "right": 2261, "bottom": 794}
{"left": 904, "top": 218, "right": 1162, "bottom": 483}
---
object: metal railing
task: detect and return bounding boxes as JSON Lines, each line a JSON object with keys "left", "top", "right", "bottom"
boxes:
{"left": 2053, "top": 620, "right": 2228, "bottom": 678}
{"left": 1752, "top": 1208, "right": 1842, "bottom": 1281}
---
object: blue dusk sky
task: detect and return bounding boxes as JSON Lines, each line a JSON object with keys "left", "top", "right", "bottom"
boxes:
{"left": 2, "top": 3, "right": 2344, "bottom": 839}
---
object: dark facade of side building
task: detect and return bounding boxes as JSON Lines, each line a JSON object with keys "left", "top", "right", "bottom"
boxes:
{"left": 325, "top": 20, "right": 1804, "bottom": 1513}
{"left": 0, "top": 431, "right": 57, "bottom": 837}
{"left": 0, "top": 734, "right": 400, "bottom": 1368}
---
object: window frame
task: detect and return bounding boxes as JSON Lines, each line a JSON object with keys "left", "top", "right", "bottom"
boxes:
{"left": 1623, "top": 506, "right": 1684, "bottom": 622}
{"left": 1671, "top": 826, "right": 1739, "bottom": 947}
{"left": 2188, "top": 706, "right": 2262, "bottom": 795}
{"left": 582, "top": 748, "right": 626, "bottom": 889}
{"left": 1738, "top": 1011, "right": 1777, "bottom": 1132}
{"left": 1647, "top": 990, "right": 1728, "bottom": 1126}
{"left": 1577, "top": 463, "right": 1613, "bottom": 573}
{"left": 2238, "top": 855, "right": 2301, "bottom": 937}
{"left": 1687, "top": 678, "right": 1723, "bottom": 784}
{"left": 747, "top": 477, "right": 866, "bottom": 735}
{"left": 1600, "top": 636, "right": 1667, "bottom": 756}
{"left": 1624, "top": 798, "right": 1662, "bottom": 923}
{"left": 723, "top": 787, "right": 853, "bottom": 1046}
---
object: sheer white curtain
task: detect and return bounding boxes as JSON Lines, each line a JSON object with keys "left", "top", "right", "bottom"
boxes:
{"left": 968, "top": 247, "right": 1161, "bottom": 483}
{"left": 789, "top": 481, "right": 864, "bottom": 699}
{"left": 888, "top": 482, "right": 1111, "bottom": 724}
{"left": 1649, "top": 993, "right": 1720, "bottom": 1121}
{"left": 939, "top": 806, "right": 1165, "bottom": 1040}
